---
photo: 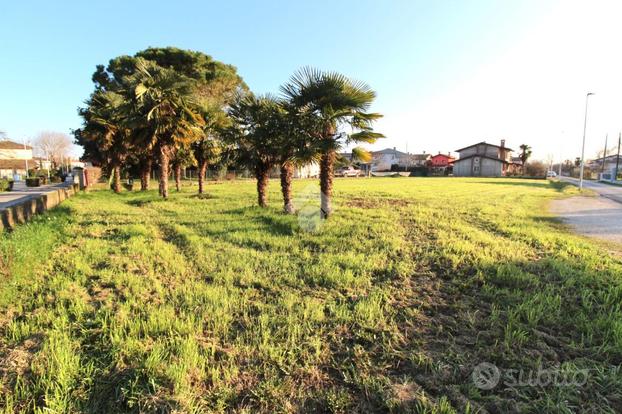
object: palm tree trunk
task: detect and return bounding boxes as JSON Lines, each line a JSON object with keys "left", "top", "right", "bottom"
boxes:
{"left": 174, "top": 164, "right": 182, "bottom": 192}
{"left": 198, "top": 160, "right": 208, "bottom": 194}
{"left": 112, "top": 163, "right": 121, "bottom": 193}
{"left": 159, "top": 145, "right": 170, "bottom": 199}
{"left": 280, "top": 162, "right": 294, "bottom": 214}
{"left": 140, "top": 158, "right": 151, "bottom": 191}
{"left": 256, "top": 164, "right": 270, "bottom": 207}
{"left": 319, "top": 150, "right": 335, "bottom": 218}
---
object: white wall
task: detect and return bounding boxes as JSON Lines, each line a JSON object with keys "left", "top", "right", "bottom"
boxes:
{"left": 0, "top": 148, "right": 33, "bottom": 160}
{"left": 294, "top": 162, "right": 320, "bottom": 178}
{"left": 0, "top": 168, "right": 27, "bottom": 179}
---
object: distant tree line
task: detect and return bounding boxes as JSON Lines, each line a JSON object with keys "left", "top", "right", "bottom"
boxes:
{"left": 74, "top": 47, "right": 383, "bottom": 218}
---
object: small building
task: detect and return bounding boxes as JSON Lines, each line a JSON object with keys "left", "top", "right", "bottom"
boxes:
{"left": 587, "top": 154, "right": 622, "bottom": 174}
{"left": 409, "top": 153, "right": 432, "bottom": 167}
{"left": 453, "top": 140, "right": 520, "bottom": 177}
{"left": 371, "top": 148, "right": 430, "bottom": 171}
{"left": 371, "top": 148, "right": 408, "bottom": 171}
{"left": 0, "top": 140, "right": 36, "bottom": 179}
{"left": 429, "top": 152, "right": 456, "bottom": 175}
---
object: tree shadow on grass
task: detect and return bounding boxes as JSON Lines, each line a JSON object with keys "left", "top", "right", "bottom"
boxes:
{"left": 223, "top": 206, "right": 296, "bottom": 237}
{"left": 125, "top": 197, "right": 168, "bottom": 207}
{"left": 473, "top": 180, "right": 549, "bottom": 188}
{"left": 472, "top": 180, "right": 572, "bottom": 192}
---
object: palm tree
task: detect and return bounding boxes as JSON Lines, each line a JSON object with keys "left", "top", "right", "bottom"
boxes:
{"left": 138, "top": 152, "right": 154, "bottom": 191}
{"left": 281, "top": 68, "right": 383, "bottom": 218}
{"left": 193, "top": 137, "right": 223, "bottom": 195}
{"left": 275, "top": 103, "right": 321, "bottom": 214}
{"left": 228, "top": 94, "right": 284, "bottom": 207}
{"left": 170, "top": 145, "right": 195, "bottom": 192}
{"left": 76, "top": 90, "right": 130, "bottom": 193}
{"left": 519, "top": 144, "right": 532, "bottom": 174}
{"left": 193, "top": 109, "right": 227, "bottom": 195}
{"left": 125, "top": 59, "right": 205, "bottom": 198}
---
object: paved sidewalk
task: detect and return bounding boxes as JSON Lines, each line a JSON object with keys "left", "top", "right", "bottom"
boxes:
{"left": 0, "top": 182, "right": 73, "bottom": 209}
{"left": 1, "top": 181, "right": 79, "bottom": 230}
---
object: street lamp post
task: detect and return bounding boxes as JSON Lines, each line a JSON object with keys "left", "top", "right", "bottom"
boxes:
{"left": 615, "top": 132, "right": 621, "bottom": 182}
{"left": 579, "top": 92, "right": 594, "bottom": 191}
{"left": 601, "top": 133, "right": 608, "bottom": 174}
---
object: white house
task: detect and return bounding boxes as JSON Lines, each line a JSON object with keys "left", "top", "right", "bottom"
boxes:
{"left": 0, "top": 140, "right": 36, "bottom": 179}
{"left": 294, "top": 162, "right": 320, "bottom": 178}
{"left": 370, "top": 148, "right": 430, "bottom": 171}
{"left": 587, "top": 154, "right": 622, "bottom": 174}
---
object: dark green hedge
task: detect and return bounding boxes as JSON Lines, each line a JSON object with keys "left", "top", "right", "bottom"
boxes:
{"left": 25, "top": 178, "right": 41, "bottom": 187}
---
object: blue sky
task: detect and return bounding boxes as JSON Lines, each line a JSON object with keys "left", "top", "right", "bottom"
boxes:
{"left": 2, "top": 0, "right": 620, "bottom": 161}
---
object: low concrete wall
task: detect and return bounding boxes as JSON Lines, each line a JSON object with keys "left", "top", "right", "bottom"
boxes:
{"left": 0, "top": 183, "right": 79, "bottom": 231}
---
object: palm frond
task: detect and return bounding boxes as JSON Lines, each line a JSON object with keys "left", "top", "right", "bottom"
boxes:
{"left": 348, "top": 131, "right": 385, "bottom": 144}
{"left": 351, "top": 146, "right": 372, "bottom": 163}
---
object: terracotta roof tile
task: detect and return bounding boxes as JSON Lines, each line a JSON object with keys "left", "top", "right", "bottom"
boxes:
{"left": 0, "top": 140, "right": 32, "bottom": 150}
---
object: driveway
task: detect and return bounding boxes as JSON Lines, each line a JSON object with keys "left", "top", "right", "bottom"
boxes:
{"left": 551, "top": 177, "right": 622, "bottom": 245}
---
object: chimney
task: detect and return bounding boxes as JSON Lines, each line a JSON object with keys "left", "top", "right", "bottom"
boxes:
{"left": 500, "top": 139, "right": 506, "bottom": 148}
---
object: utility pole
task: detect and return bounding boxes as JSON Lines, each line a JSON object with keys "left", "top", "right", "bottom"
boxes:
{"left": 615, "top": 132, "right": 621, "bottom": 182}
{"left": 579, "top": 92, "right": 594, "bottom": 190}
{"left": 602, "top": 133, "right": 608, "bottom": 173}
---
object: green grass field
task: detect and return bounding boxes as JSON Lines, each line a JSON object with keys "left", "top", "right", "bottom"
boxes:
{"left": 1, "top": 177, "right": 621, "bottom": 413}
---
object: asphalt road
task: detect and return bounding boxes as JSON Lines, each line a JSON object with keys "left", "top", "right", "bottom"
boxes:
{"left": 558, "top": 176, "right": 622, "bottom": 203}
{"left": 550, "top": 177, "right": 622, "bottom": 245}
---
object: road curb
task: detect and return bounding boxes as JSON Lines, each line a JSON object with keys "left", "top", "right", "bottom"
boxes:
{"left": 0, "top": 183, "right": 79, "bottom": 231}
